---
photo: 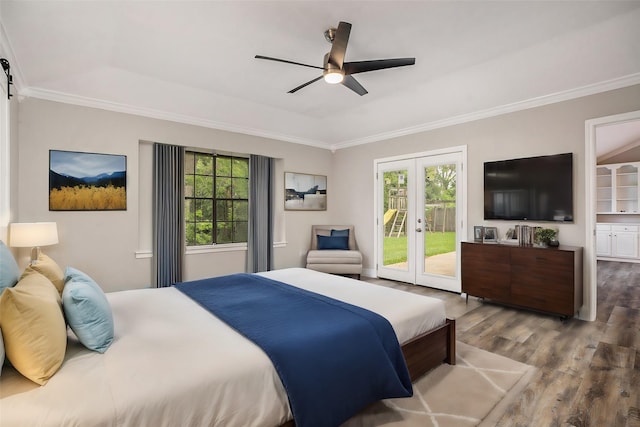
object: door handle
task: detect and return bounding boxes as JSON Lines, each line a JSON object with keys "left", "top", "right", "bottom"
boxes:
{"left": 416, "top": 228, "right": 422, "bottom": 232}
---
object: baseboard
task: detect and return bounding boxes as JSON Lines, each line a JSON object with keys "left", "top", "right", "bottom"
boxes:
{"left": 362, "top": 267, "right": 376, "bottom": 278}
{"left": 597, "top": 256, "right": 640, "bottom": 264}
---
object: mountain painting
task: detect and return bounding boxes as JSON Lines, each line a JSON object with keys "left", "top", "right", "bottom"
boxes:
{"left": 49, "top": 150, "right": 127, "bottom": 211}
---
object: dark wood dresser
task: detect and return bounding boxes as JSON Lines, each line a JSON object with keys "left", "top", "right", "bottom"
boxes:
{"left": 461, "top": 241, "right": 583, "bottom": 318}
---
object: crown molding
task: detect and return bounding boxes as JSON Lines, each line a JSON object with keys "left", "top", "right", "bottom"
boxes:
{"left": 17, "top": 72, "right": 640, "bottom": 153}
{"left": 330, "top": 72, "right": 640, "bottom": 151}
{"left": 19, "top": 87, "right": 330, "bottom": 150}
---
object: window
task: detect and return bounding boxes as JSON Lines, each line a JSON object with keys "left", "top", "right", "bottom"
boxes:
{"left": 184, "top": 152, "right": 249, "bottom": 246}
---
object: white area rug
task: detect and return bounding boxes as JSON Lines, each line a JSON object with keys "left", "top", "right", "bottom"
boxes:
{"left": 343, "top": 342, "right": 536, "bottom": 427}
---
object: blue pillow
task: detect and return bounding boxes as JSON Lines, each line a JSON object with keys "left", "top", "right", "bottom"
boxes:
{"left": 330, "top": 229, "right": 350, "bottom": 237}
{"left": 0, "top": 240, "right": 21, "bottom": 294}
{"left": 0, "top": 329, "right": 4, "bottom": 376}
{"left": 62, "top": 267, "right": 114, "bottom": 353}
{"left": 317, "top": 235, "right": 349, "bottom": 250}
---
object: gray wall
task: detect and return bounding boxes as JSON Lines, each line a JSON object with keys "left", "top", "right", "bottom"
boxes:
{"left": 15, "top": 98, "right": 334, "bottom": 291}
{"left": 333, "top": 84, "right": 640, "bottom": 321}
{"left": 12, "top": 85, "right": 640, "bottom": 297}
{"left": 333, "top": 84, "right": 640, "bottom": 273}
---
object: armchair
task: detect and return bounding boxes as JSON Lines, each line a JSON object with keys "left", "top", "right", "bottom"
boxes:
{"left": 306, "top": 225, "right": 363, "bottom": 279}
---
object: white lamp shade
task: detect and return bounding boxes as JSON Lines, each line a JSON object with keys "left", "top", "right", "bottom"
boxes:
{"left": 9, "top": 222, "right": 59, "bottom": 248}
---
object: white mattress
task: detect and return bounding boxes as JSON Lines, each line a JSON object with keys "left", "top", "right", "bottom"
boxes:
{"left": 0, "top": 268, "right": 446, "bottom": 427}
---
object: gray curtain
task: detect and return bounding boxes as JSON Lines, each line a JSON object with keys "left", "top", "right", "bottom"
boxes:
{"left": 247, "top": 155, "right": 274, "bottom": 273}
{"left": 153, "top": 143, "right": 185, "bottom": 287}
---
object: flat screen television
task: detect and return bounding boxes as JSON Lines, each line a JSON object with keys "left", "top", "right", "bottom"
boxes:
{"left": 484, "top": 153, "right": 573, "bottom": 222}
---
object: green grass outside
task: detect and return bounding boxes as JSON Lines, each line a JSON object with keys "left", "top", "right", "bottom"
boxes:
{"left": 383, "top": 231, "right": 456, "bottom": 265}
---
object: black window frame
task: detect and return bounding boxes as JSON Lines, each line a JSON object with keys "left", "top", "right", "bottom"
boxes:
{"left": 184, "top": 151, "right": 249, "bottom": 246}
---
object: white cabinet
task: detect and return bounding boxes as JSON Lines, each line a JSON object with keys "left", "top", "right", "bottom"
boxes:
{"left": 597, "top": 223, "right": 640, "bottom": 261}
{"left": 596, "top": 162, "right": 640, "bottom": 214}
{"left": 612, "top": 225, "right": 639, "bottom": 258}
{"left": 596, "top": 224, "right": 612, "bottom": 257}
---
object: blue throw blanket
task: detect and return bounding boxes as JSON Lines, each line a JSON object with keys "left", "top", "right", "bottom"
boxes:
{"left": 175, "top": 273, "right": 412, "bottom": 427}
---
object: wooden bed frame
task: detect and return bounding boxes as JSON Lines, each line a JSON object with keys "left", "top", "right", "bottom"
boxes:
{"left": 402, "top": 317, "right": 456, "bottom": 381}
{"left": 281, "top": 317, "right": 456, "bottom": 426}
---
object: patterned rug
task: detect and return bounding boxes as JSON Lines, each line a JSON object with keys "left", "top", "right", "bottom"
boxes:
{"left": 343, "top": 342, "right": 536, "bottom": 427}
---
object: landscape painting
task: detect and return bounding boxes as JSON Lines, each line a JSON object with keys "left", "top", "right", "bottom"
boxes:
{"left": 49, "top": 150, "right": 127, "bottom": 211}
{"left": 285, "top": 172, "right": 327, "bottom": 211}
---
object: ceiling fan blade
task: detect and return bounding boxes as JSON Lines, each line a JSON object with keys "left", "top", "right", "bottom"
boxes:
{"left": 328, "top": 21, "right": 351, "bottom": 68}
{"left": 288, "top": 76, "right": 324, "bottom": 93}
{"left": 341, "top": 75, "right": 368, "bottom": 96}
{"left": 343, "top": 58, "right": 415, "bottom": 75}
{"left": 255, "top": 55, "right": 325, "bottom": 70}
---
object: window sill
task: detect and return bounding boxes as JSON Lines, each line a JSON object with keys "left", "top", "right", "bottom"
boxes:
{"left": 136, "top": 241, "right": 287, "bottom": 258}
{"left": 186, "top": 243, "right": 247, "bottom": 255}
{"left": 135, "top": 250, "right": 153, "bottom": 259}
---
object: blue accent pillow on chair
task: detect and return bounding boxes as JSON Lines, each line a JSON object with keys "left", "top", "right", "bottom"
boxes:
{"left": 330, "top": 229, "right": 350, "bottom": 238}
{"left": 62, "top": 267, "right": 114, "bottom": 353}
{"left": 317, "top": 235, "right": 349, "bottom": 250}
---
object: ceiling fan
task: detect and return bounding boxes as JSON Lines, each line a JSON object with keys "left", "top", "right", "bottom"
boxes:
{"left": 255, "top": 21, "right": 415, "bottom": 96}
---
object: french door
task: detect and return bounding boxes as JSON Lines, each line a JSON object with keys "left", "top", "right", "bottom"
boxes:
{"left": 376, "top": 149, "right": 465, "bottom": 292}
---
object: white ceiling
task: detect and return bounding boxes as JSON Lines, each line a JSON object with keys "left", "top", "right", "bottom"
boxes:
{"left": 596, "top": 119, "right": 640, "bottom": 162}
{"left": 1, "top": 1, "right": 640, "bottom": 150}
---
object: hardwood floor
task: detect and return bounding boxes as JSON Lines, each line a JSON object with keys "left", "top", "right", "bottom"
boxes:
{"left": 364, "top": 260, "right": 640, "bottom": 427}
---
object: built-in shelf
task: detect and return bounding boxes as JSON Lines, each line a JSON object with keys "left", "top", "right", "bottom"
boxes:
{"left": 597, "top": 162, "right": 640, "bottom": 214}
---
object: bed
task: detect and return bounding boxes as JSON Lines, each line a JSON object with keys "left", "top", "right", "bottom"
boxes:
{"left": 0, "top": 267, "right": 455, "bottom": 427}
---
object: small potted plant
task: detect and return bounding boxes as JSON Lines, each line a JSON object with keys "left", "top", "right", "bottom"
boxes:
{"left": 535, "top": 228, "right": 557, "bottom": 247}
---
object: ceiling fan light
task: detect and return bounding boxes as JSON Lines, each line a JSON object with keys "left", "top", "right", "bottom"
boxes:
{"left": 324, "top": 72, "right": 344, "bottom": 84}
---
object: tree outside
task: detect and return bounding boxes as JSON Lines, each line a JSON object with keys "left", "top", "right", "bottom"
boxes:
{"left": 383, "top": 164, "right": 457, "bottom": 265}
{"left": 185, "top": 153, "right": 248, "bottom": 246}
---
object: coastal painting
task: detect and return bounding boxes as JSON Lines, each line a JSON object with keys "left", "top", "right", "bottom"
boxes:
{"left": 49, "top": 150, "right": 127, "bottom": 211}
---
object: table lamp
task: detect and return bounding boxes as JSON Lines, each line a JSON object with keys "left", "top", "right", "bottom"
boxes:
{"left": 9, "top": 222, "right": 59, "bottom": 265}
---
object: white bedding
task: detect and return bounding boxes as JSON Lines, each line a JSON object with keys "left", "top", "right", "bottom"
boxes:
{"left": 0, "top": 268, "right": 446, "bottom": 427}
{"left": 259, "top": 268, "right": 445, "bottom": 344}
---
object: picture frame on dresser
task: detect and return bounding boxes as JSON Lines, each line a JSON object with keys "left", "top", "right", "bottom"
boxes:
{"left": 473, "top": 226, "right": 484, "bottom": 242}
{"left": 483, "top": 227, "right": 498, "bottom": 243}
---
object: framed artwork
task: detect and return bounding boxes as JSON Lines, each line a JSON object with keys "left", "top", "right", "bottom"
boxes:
{"left": 483, "top": 226, "right": 498, "bottom": 243}
{"left": 284, "top": 172, "right": 327, "bottom": 211}
{"left": 49, "top": 150, "right": 127, "bottom": 211}
{"left": 473, "top": 226, "right": 484, "bottom": 242}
